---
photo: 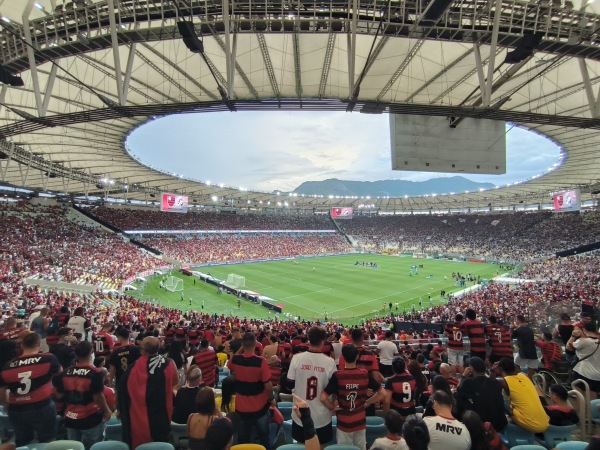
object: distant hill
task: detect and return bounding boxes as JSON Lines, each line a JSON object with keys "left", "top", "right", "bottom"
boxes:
{"left": 293, "top": 176, "right": 496, "bottom": 197}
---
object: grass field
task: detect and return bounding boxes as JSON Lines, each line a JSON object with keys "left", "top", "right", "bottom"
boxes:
{"left": 130, "top": 254, "right": 500, "bottom": 324}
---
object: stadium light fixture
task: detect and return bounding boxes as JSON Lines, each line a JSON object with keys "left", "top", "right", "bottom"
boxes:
{"left": 211, "top": 195, "right": 218, "bottom": 201}
{"left": 34, "top": 3, "right": 44, "bottom": 10}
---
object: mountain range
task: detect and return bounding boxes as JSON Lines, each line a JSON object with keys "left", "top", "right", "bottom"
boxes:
{"left": 292, "top": 176, "right": 496, "bottom": 197}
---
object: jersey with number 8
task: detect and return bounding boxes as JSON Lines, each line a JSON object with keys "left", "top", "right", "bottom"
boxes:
{"left": 287, "top": 350, "right": 336, "bottom": 428}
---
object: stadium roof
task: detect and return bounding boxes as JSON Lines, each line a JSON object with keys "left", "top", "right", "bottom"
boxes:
{"left": 0, "top": 0, "right": 599, "bottom": 212}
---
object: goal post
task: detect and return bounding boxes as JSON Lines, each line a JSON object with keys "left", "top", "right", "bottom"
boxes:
{"left": 165, "top": 276, "right": 184, "bottom": 292}
{"left": 226, "top": 274, "right": 246, "bottom": 289}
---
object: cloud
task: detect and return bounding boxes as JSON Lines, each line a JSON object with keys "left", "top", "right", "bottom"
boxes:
{"left": 128, "top": 112, "right": 560, "bottom": 192}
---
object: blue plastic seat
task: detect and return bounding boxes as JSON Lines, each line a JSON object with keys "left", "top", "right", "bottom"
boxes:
{"left": 365, "top": 423, "right": 386, "bottom": 448}
{"left": 170, "top": 421, "right": 188, "bottom": 450}
{"left": 282, "top": 420, "right": 294, "bottom": 445}
{"left": 16, "top": 445, "right": 48, "bottom": 450}
{"left": 135, "top": 443, "right": 175, "bottom": 450}
{"left": 90, "top": 441, "right": 130, "bottom": 450}
{"left": 105, "top": 422, "right": 122, "bottom": 441}
{"left": 591, "top": 399, "right": 600, "bottom": 425}
{"left": 45, "top": 440, "right": 85, "bottom": 450}
{"left": 365, "top": 416, "right": 384, "bottom": 426}
{"left": 323, "top": 445, "right": 361, "bottom": 450}
{"left": 510, "top": 446, "right": 546, "bottom": 450}
{"left": 536, "top": 424, "right": 577, "bottom": 449}
{"left": 556, "top": 442, "right": 590, "bottom": 450}
{"left": 277, "top": 445, "right": 306, "bottom": 450}
{"left": 500, "top": 422, "right": 536, "bottom": 447}
{"left": 278, "top": 406, "right": 293, "bottom": 422}
{"left": 277, "top": 402, "right": 293, "bottom": 408}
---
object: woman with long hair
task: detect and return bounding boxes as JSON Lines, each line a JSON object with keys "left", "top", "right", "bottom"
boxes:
{"left": 215, "top": 375, "right": 236, "bottom": 414}
{"left": 187, "top": 387, "right": 222, "bottom": 450}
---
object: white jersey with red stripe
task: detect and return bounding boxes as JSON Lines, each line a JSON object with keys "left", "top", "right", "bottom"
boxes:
{"left": 287, "top": 350, "right": 336, "bottom": 428}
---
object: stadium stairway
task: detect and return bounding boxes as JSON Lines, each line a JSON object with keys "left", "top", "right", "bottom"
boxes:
{"left": 330, "top": 217, "right": 355, "bottom": 246}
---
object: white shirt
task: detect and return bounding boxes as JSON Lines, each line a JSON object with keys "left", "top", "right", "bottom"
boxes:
{"left": 67, "top": 315, "right": 88, "bottom": 336}
{"left": 372, "top": 437, "right": 410, "bottom": 450}
{"left": 378, "top": 340, "right": 399, "bottom": 365}
{"left": 332, "top": 342, "right": 343, "bottom": 364}
{"left": 424, "top": 415, "right": 471, "bottom": 450}
{"left": 288, "top": 350, "right": 337, "bottom": 428}
{"left": 573, "top": 337, "right": 600, "bottom": 380}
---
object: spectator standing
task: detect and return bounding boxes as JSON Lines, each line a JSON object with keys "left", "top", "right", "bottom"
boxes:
{"left": 493, "top": 357, "right": 549, "bottom": 434}
{"left": 331, "top": 332, "right": 343, "bottom": 366}
{"left": 424, "top": 391, "right": 471, "bottom": 450}
{"left": 117, "top": 336, "right": 179, "bottom": 449}
{"left": 49, "top": 327, "right": 76, "bottom": 369}
{"left": 444, "top": 314, "right": 465, "bottom": 377}
{"left": 54, "top": 341, "right": 112, "bottom": 449}
{"left": 511, "top": 315, "right": 539, "bottom": 379}
{"left": 321, "top": 344, "right": 384, "bottom": 450}
{"left": 287, "top": 326, "right": 336, "bottom": 446}
{"left": 67, "top": 307, "right": 91, "bottom": 341}
{"left": 0, "top": 317, "right": 25, "bottom": 343}
{"left": 193, "top": 339, "right": 218, "bottom": 388}
{"left": 384, "top": 357, "right": 417, "bottom": 418}
{"left": 554, "top": 313, "right": 576, "bottom": 364}
{"left": 31, "top": 307, "right": 50, "bottom": 352}
{"left": 462, "top": 309, "right": 486, "bottom": 361}
{"left": 569, "top": 323, "right": 600, "bottom": 399}
{"left": 377, "top": 331, "right": 399, "bottom": 378}
{"left": 485, "top": 316, "right": 513, "bottom": 364}
{"left": 108, "top": 327, "right": 141, "bottom": 387}
{"left": 92, "top": 323, "right": 115, "bottom": 358}
{"left": 0, "top": 332, "right": 62, "bottom": 447}
{"left": 228, "top": 332, "right": 274, "bottom": 450}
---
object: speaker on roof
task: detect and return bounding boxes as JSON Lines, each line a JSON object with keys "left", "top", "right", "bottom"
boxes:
{"left": 504, "top": 33, "right": 543, "bottom": 64}
{"left": 0, "top": 67, "right": 24, "bottom": 87}
{"left": 177, "top": 21, "right": 204, "bottom": 54}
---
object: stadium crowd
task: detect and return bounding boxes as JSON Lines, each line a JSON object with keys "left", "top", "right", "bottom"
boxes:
{"left": 338, "top": 211, "right": 600, "bottom": 261}
{"left": 88, "top": 206, "right": 335, "bottom": 231}
{"left": 1, "top": 200, "right": 599, "bottom": 450}
{"left": 139, "top": 234, "right": 351, "bottom": 264}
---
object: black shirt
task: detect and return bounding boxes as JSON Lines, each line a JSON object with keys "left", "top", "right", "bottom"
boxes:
{"left": 172, "top": 386, "right": 202, "bottom": 424}
{"left": 456, "top": 375, "right": 508, "bottom": 432}
{"left": 49, "top": 342, "right": 76, "bottom": 369}
{"left": 512, "top": 325, "right": 537, "bottom": 359}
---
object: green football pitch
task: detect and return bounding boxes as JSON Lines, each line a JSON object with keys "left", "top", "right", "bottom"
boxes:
{"left": 131, "top": 254, "right": 500, "bottom": 324}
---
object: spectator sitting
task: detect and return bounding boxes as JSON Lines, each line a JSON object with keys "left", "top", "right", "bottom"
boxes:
{"left": 423, "top": 375, "right": 454, "bottom": 418}
{"left": 187, "top": 387, "right": 222, "bottom": 450}
{"left": 372, "top": 410, "right": 409, "bottom": 450}
{"left": 535, "top": 332, "right": 563, "bottom": 372}
{"left": 424, "top": 391, "right": 471, "bottom": 450}
{"left": 173, "top": 366, "right": 204, "bottom": 424}
{"left": 438, "top": 363, "right": 458, "bottom": 388}
{"left": 401, "top": 415, "right": 430, "bottom": 450}
{"left": 455, "top": 356, "right": 507, "bottom": 433}
{"left": 543, "top": 384, "right": 579, "bottom": 426}
{"left": 461, "top": 410, "right": 506, "bottom": 450}
{"left": 215, "top": 375, "right": 236, "bottom": 414}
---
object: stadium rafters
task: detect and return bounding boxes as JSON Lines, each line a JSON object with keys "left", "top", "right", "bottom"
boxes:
{"left": 0, "top": 0, "right": 599, "bottom": 212}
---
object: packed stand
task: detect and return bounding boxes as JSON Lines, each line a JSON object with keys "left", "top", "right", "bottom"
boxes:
{"left": 337, "top": 211, "right": 600, "bottom": 261}
{"left": 88, "top": 206, "right": 336, "bottom": 231}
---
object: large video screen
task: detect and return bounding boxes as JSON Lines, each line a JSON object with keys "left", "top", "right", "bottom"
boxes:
{"left": 331, "top": 207, "right": 353, "bottom": 219}
{"left": 161, "top": 193, "right": 189, "bottom": 213}
{"left": 553, "top": 189, "right": 581, "bottom": 212}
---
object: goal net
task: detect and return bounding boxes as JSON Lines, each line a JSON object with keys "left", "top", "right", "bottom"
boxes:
{"left": 226, "top": 274, "right": 246, "bottom": 289}
{"left": 165, "top": 276, "right": 184, "bottom": 292}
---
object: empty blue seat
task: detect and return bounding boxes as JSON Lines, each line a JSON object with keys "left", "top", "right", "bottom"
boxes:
{"left": 556, "top": 442, "right": 590, "bottom": 450}
{"left": 135, "top": 443, "right": 175, "bottom": 450}
{"left": 536, "top": 424, "right": 577, "bottom": 449}
{"left": 323, "top": 445, "right": 361, "bottom": 450}
{"left": 90, "top": 441, "right": 130, "bottom": 450}
{"left": 500, "top": 422, "right": 535, "bottom": 447}
{"left": 45, "top": 441, "right": 85, "bottom": 450}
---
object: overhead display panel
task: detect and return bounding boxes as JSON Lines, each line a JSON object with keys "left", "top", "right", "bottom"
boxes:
{"left": 390, "top": 115, "right": 506, "bottom": 175}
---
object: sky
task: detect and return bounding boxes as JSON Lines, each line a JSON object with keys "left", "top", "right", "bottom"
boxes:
{"left": 126, "top": 111, "right": 561, "bottom": 193}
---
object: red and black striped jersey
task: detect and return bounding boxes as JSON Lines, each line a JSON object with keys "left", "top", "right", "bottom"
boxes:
{"left": 385, "top": 371, "right": 417, "bottom": 416}
{"left": 164, "top": 329, "right": 175, "bottom": 343}
{"left": 187, "top": 330, "right": 201, "bottom": 347}
{"left": 321, "top": 341, "right": 334, "bottom": 358}
{"left": 444, "top": 323, "right": 464, "bottom": 351}
{"left": 193, "top": 349, "right": 218, "bottom": 386}
{"left": 92, "top": 332, "right": 114, "bottom": 357}
{"left": 269, "top": 361, "right": 281, "bottom": 386}
{"left": 277, "top": 342, "right": 293, "bottom": 370}
{"left": 229, "top": 353, "right": 271, "bottom": 417}
{"left": 0, "top": 353, "right": 61, "bottom": 408}
{"left": 462, "top": 320, "right": 486, "bottom": 354}
{"left": 0, "top": 327, "right": 25, "bottom": 342}
{"left": 485, "top": 325, "right": 513, "bottom": 358}
{"left": 536, "top": 341, "right": 563, "bottom": 370}
{"left": 324, "top": 367, "right": 381, "bottom": 432}
{"left": 174, "top": 327, "right": 187, "bottom": 342}
{"left": 339, "top": 346, "right": 379, "bottom": 373}
{"left": 108, "top": 344, "right": 141, "bottom": 385}
{"left": 55, "top": 364, "right": 104, "bottom": 429}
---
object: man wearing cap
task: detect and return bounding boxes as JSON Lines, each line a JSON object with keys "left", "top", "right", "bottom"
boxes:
{"left": 455, "top": 356, "right": 507, "bottom": 432}
{"left": 49, "top": 327, "right": 76, "bottom": 369}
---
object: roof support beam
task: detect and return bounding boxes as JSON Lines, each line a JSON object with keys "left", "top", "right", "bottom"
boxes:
{"left": 139, "top": 43, "right": 218, "bottom": 101}
{"left": 107, "top": 0, "right": 125, "bottom": 106}
{"left": 22, "top": 0, "right": 43, "bottom": 117}
{"left": 376, "top": 39, "right": 424, "bottom": 102}
{"left": 319, "top": 33, "right": 336, "bottom": 99}
{"left": 0, "top": 84, "right": 7, "bottom": 115}
{"left": 578, "top": 58, "right": 600, "bottom": 118}
{"left": 484, "top": 0, "right": 503, "bottom": 107}
{"left": 0, "top": 142, "right": 14, "bottom": 182}
{"left": 257, "top": 33, "right": 280, "bottom": 98}
{"left": 40, "top": 64, "right": 58, "bottom": 117}
{"left": 293, "top": 22, "right": 303, "bottom": 98}
{"left": 347, "top": 0, "right": 359, "bottom": 99}
{"left": 473, "top": 43, "right": 487, "bottom": 100}
{"left": 209, "top": 27, "right": 258, "bottom": 98}
{"left": 222, "top": 0, "right": 235, "bottom": 99}
{"left": 122, "top": 43, "right": 137, "bottom": 105}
